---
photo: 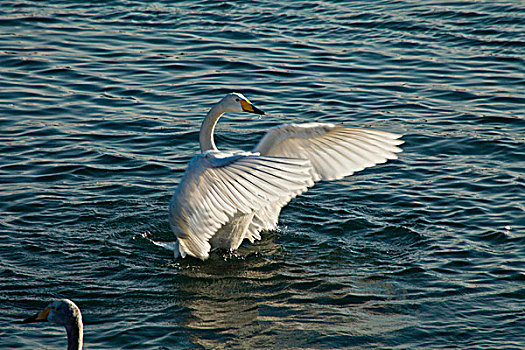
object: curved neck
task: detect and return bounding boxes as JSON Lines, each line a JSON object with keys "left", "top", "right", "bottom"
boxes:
{"left": 65, "top": 319, "right": 83, "bottom": 350}
{"left": 199, "top": 104, "right": 223, "bottom": 152}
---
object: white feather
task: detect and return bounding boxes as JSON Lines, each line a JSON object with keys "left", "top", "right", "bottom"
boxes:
{"left": 254, "top": 123, "right": 403, "bottom": 181}
{"left": 169, "top": 151, "right": 314, "bottom": 259}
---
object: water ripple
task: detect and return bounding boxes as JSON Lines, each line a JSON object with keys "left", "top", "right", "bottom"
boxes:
{"left": 1, "top": 0, "right": 524, "bottom": 349}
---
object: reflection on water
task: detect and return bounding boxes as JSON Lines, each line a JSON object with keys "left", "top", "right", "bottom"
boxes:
{"left": 176, "top": 241, "right": 414, "bottom": 349}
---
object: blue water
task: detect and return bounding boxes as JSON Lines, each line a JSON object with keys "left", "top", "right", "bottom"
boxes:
{"left": 1, "top": 1, "right": 524, "bottom": 349}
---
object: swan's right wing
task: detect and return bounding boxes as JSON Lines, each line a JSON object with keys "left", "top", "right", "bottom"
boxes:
{"left": 254, "top": 122, "right": 403, "bottom": 181}
{"left": 169, "top": 151, "right": 314, "bottom": 260}
{"left": 246, "top": 123, "right": 403, "bottom": 237}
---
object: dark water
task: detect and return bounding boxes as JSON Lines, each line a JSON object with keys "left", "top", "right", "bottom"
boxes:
{"left": 1, "top": 1, "right": 524, "bottom": 349}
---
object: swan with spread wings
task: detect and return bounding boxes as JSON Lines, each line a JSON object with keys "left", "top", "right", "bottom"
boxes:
{"left": 169, "top": 93, "right": 403, "bottom": 260}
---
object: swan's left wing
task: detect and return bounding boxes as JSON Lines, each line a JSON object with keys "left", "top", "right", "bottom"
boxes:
{"left": 169, "top": 151, "right": 314, "bottom": 260}
{"left": 253, "top": 122, "right": 403, "bottom": 181}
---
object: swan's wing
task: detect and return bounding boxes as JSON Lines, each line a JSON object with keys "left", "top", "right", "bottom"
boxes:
{"left": 244, "top": 195, "right": 292, "bottom": 244}
{"left": 169, "top": 151, "right": 314, "bottom": 260}
{"left": 253, "top": 122, "right": 403, "bottom": 182}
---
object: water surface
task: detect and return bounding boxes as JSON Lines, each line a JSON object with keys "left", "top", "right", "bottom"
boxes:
{"left": 1, "top": 1, "right": 524, "bottom": 349}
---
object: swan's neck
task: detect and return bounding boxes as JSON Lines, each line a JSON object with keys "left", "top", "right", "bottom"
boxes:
{"left": 65, "top": 318, "right": 83, "bottom": 350}
{"left": 199, "top": 103, "right": 223, "bottom": 152}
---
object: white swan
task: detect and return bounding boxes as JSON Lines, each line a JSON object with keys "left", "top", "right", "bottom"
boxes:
{"left": 169, "top": 93, "right": 403, "bottom": 260}
{"left": 22, "top": 299, "right": 83, "bottom": 350}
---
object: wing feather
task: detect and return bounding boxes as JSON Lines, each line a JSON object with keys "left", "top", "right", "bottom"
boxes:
{"left": 254, "top": 122, "right": 403, "bottom": 181}
{"left": 169, "top": 151, "right": 314, "bottom": 259}
{"left": 244, "top": 122, "right": 404, "bottom": 238}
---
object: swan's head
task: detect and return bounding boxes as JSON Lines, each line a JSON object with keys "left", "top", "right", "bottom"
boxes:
{"left": 219, "top": 93, "right": 265, "bottom": 115}
{"left": 22, "top": 299, "right": 81, "bottom": 327}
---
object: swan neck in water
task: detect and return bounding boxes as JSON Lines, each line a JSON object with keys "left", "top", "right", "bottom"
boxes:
{"left": 200, "top": 103, "right": 223, "bottom": 152}
{"left": 65, "top": 318, "right": 83, "bottom": 350}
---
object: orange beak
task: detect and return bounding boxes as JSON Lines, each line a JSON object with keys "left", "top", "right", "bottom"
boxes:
{"left": 22, "top": 307, "right": 50, "bottom": 323}
{"left": 240, "top": 99, "right": 265, "bottom": 115}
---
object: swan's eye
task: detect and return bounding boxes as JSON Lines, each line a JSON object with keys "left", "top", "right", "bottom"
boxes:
{"left": 235, "top": 98, "right": 240, "bottom": 102}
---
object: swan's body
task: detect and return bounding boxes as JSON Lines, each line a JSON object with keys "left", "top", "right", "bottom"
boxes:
{"left": 169, "top": 93, "right": 403, "bottom": 260}
{"left": 22, "top": 299, "right": 83, "bottom": 350}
